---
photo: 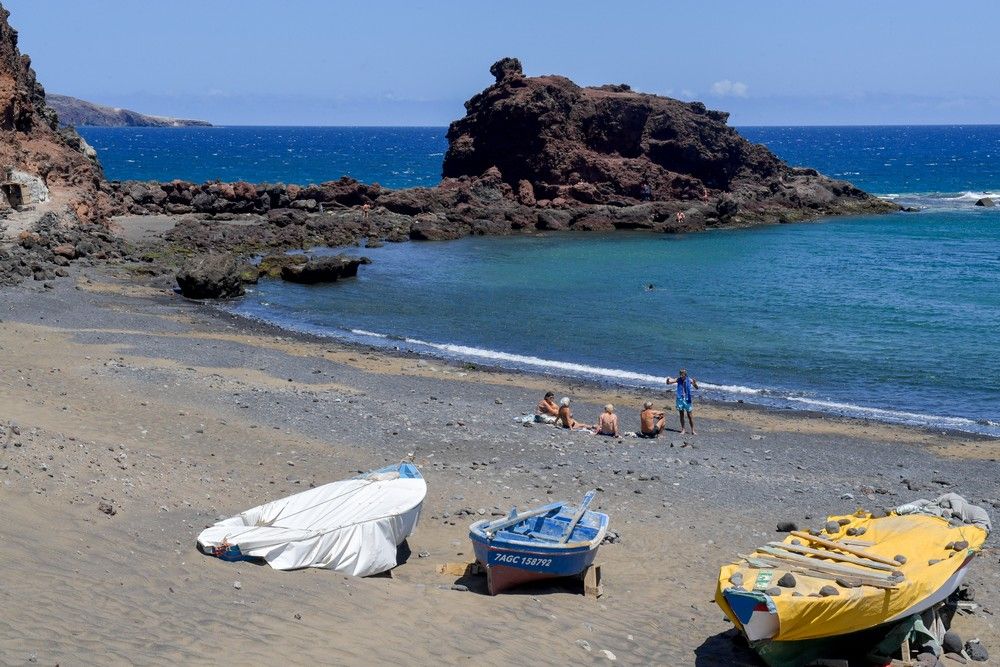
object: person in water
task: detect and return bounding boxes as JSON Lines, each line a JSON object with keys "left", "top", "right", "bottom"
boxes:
{"left": 639, "top": 401, "right": 666, "bottom": 438}
{"left": 594, "top": 404, "right": 620, "bottom": 437}
{"left": 665, "top": 369, "right": 699, "bottom": 435}
{"left": 557, "top": 397, "right": 590, "bottom": 430}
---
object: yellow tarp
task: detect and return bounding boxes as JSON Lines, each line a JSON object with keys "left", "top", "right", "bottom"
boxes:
{"left": 715, "top": 511, "right": 987, "bottom": 641}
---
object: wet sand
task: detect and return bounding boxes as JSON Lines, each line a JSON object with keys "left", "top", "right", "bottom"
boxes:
{"left": 1, "top": 268, "right": 998, "bottom": 665}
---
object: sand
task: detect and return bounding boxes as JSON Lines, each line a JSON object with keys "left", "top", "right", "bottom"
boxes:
{"left": 1, "top": 268, "right": 998, "bottom": 666}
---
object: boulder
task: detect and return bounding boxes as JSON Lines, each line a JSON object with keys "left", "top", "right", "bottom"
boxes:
{"left": 974, "top": 197, "right": 994, "bottom": 207}
{"left": 410, "top": 219, "right": 465, "bottom": 241}
{"left": 279, "top": 255, "right": 371, "bottom": 284}
{"left": 175, "top": 253, "right": 246, "bottom": 299}
{"left": 258, "top": 253, "right": 307, "bottom": 278}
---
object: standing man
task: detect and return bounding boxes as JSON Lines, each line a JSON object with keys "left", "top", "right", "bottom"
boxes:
{"left": 665, "top": 369, "right": 699, "bottom": 435}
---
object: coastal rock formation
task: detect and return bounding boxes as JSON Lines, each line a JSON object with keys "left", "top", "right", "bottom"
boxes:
{"left": 279, "top": 254, "right": 371, "bottom": 284}
{"left": 974, "top": 197, "right": 994, "bottom": 207}
{"left": 175, "top": 253, "right": 245, "bottom": 299}
{"left": 47, "top": 94, "right": 212, "bottom": 128}
{"left": 0, "top": 5, "right": 104, "bottom": 220}
{"left": 443, "top": 58, "right": 894, "bottom": 218}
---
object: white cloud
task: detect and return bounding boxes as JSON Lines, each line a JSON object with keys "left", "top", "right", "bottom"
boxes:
{"left": 710, "top": 80, "right": 749, "bottom": 97}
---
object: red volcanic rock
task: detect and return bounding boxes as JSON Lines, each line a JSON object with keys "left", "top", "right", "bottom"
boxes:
{"left": 0, "top": 5, "right": 103, "bottom": 219}
{"left": 444, "top": 58, "right": 895, "bottom": 218}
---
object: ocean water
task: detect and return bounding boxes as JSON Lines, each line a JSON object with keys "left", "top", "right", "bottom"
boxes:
{"left": 79, "top": 125, "right": 1000, "bottom": 436}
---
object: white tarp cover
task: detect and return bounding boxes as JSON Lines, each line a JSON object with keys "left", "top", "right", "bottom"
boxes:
{"left": 197, "top": 469, "right": 426, "bottom": 576}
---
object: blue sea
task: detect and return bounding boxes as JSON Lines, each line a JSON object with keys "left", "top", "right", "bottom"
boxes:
{"left": 80, "top": 125, "right": 1000, "bottom": 436}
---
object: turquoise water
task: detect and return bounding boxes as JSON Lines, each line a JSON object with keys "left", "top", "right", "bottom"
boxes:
{"left": 79, "top": 125, "right": 1000, "bottom": 435}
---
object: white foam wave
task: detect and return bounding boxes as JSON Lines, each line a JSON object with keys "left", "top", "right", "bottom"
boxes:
{"left": 350, "top": 328, "right": 389, "bottom": 339}
{"left": 784, "top": 395, "right": 977, "bottom": 427}
{"left": 402, "top": 337, "right": 667, "bottom": 385}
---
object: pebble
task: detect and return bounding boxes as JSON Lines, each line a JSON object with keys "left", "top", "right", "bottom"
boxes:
{"left": 777, "top": 573, "right": 796, "bottom": 588}
{"left": 943, "top": 630, "right": 963, "bottom": 654}
{"left": 294, "top": 613, "right": 302, "bottom": 620}
{"left": 450, "top": 584, "right": 468, "bottom": 592}
{"left": 894, "top": 554, "right": 907, "bottom": 564}
{"left": 834, "top": 577, "right": 857, "bottom": 588}
{"left": 824, "top": 521, "right": 840, "bottom": 534}
{"left": 417, "top": 551, "right": 430, "bottom": 558}
{"left": 944, "top": 654, "right": 968, "bottom": 664}
{"left": 764, "top": 587, "right": 782, "bottom": 596}
{"left": 233, "top": 581, "right": 242, "bottom": 590}
{"left": 819, "top": 585, "right": 839, "bottom": 597}
{"left": 575, "top": 639, "right": 592, "bottom": 652}
{"left": 953, "top": 540, "right": 969, "bottom": 550}
{"left": 966, "top": 639, "right": 988, "bottom": 662}
{"left": 601, "top": 649, "right": 616, "bottom": 661}
{"left": 776, "top": 521, "right": 797, "bottom": 532}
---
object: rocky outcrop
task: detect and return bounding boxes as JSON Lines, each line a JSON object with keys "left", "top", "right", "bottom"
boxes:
{"left": 47, "top": 94, "right": 212, "bottom": 128}
{"left": 443, "top": 58, "right": 895, "bottom": 219}
{"left": 0, "top": 211, "right": 128, "bottom": 286}
{"left": 175, "top": 253, "right": 245, "bottom": 299}
{"left": 279, "top": 254, "right": 370, "bottom": 284}
{"left": 975, "top": 197, "right": 994, "bottom": 207}
{"left": 0, "top": 5, "right": 104, "bottom": 220}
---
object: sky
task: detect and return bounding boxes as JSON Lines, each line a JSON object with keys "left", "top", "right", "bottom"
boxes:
{"left": 8, "top": 1, "right": 1000, "bottom": 126}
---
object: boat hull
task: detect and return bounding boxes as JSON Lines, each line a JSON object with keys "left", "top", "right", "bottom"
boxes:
{"left": 470, "top": 534, "right": 600, "bottom": 595}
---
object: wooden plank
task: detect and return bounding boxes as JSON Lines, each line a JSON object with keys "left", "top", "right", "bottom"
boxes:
{"left": 840, "top": 539, "right": 875, "bottom": 548}
{"left": 741, "top": 555, "right": 899, "bottom": 590}
{"left": 436, "top": 562, "right": 482, "bottom": 576}
{"left": 583, "top": 563, "right": 603, "bottom": 598}
{"left": 558, "top": 490, "right": 597, "bottom": 544}
{"left": 482, "top": 502, "right": 564, "bottom": 536}
{"left": 766, "top": 542, "right": 896, "bottom": 572}
{"left": 790, "top": 531, "right": 898, "bottom": 566}
{"left": 757, "top": 546, "right": 901, "bottom": 581}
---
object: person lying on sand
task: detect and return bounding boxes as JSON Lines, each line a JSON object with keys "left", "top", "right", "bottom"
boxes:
{"left": 665, "top": 368, "right": 699, "bottom": 435}
{"left": 556, "top": 397, "right": 590, "bottom": 430}
{"left": 594, "top": 404, "right": 620, "bottom": 437}
{"left": 639, "top": 401, "right": 666, "bottom": 438}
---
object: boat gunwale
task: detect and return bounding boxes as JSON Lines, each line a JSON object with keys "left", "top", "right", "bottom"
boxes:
{"left": 469, "top": 511, "right": 609, "bottom": 551}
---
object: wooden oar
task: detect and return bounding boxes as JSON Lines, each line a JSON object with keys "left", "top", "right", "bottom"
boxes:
{"left": 483, "top": 502, "right": 563, "bottom": 537}
{"left": 558, "top": 490, "right": 597, "bottom": 544}
{"left": 766, "top": 542, "right": 896, "bottom": 572}
{"left": 790, "top": 531, "right": 899, "bottom": 566}
{"left": 757, "top": 546, "right": 901, "bottom": 581}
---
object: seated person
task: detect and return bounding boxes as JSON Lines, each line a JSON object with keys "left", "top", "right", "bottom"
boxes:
{"left": 639, "top": 401, "right": 666, "bottom": 438}
{"left": 556, "top": 397, "right": 590, "bottom": 430}
{"left": 535, "top": 391, "right": 559, "bottom": 423}
{"left": 595, "top": 404, "right": 620, "bottom": 437}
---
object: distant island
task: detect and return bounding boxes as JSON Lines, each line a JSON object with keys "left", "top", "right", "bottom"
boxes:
{"left": 47, "top": 94, "right": 212, "bottom": 128}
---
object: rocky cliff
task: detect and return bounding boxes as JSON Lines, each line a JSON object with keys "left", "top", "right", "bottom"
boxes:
{"left": 0, "top": 3, "right": 104, "bottom": 220}
{"left": 48, "top": 94, "right": 212, "bottom": 128}
{"left": 443, "top": 58, "right": 894, "bottom": 219}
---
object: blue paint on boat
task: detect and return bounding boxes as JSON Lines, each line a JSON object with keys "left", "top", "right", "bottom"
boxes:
{"left": 469, "top": 493, "right": 609, "bottom": 593}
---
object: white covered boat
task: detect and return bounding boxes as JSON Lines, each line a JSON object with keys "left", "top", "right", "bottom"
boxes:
{"left": 196, "top": 462, "right": 426, "bottom": 576}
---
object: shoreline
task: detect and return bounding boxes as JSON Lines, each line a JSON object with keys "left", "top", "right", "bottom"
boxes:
{"left": 179, "top": 278, "right": 999, "bottom": 453}
{"left": 1, "top": 266, "right": 998, "bottom": 664}
{"left": 216, "top": 264, "right": 1000, "bottom": 443}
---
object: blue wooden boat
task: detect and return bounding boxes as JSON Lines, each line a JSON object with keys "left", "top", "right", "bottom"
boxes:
{"left": 469, "top": 490, "right": 609, "bottom": 594}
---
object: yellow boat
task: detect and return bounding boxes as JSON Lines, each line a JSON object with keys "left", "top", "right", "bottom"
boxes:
{"left": 715, "top": 499, "right": 989, "bottom": 665}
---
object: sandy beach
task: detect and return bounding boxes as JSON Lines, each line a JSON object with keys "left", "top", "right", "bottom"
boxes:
{"left": 0, "top": 264, "right": 995, "bottom": 666}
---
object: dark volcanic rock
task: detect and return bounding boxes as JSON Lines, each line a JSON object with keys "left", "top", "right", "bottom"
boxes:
{"left": 176, "top": 253, "right": 245, "bottom": 299}
{"left": 279, "top": 254, "right": 370, "bottom": 284}
{"left": 443, "top": 58, "right": 896, "bottom": 218}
